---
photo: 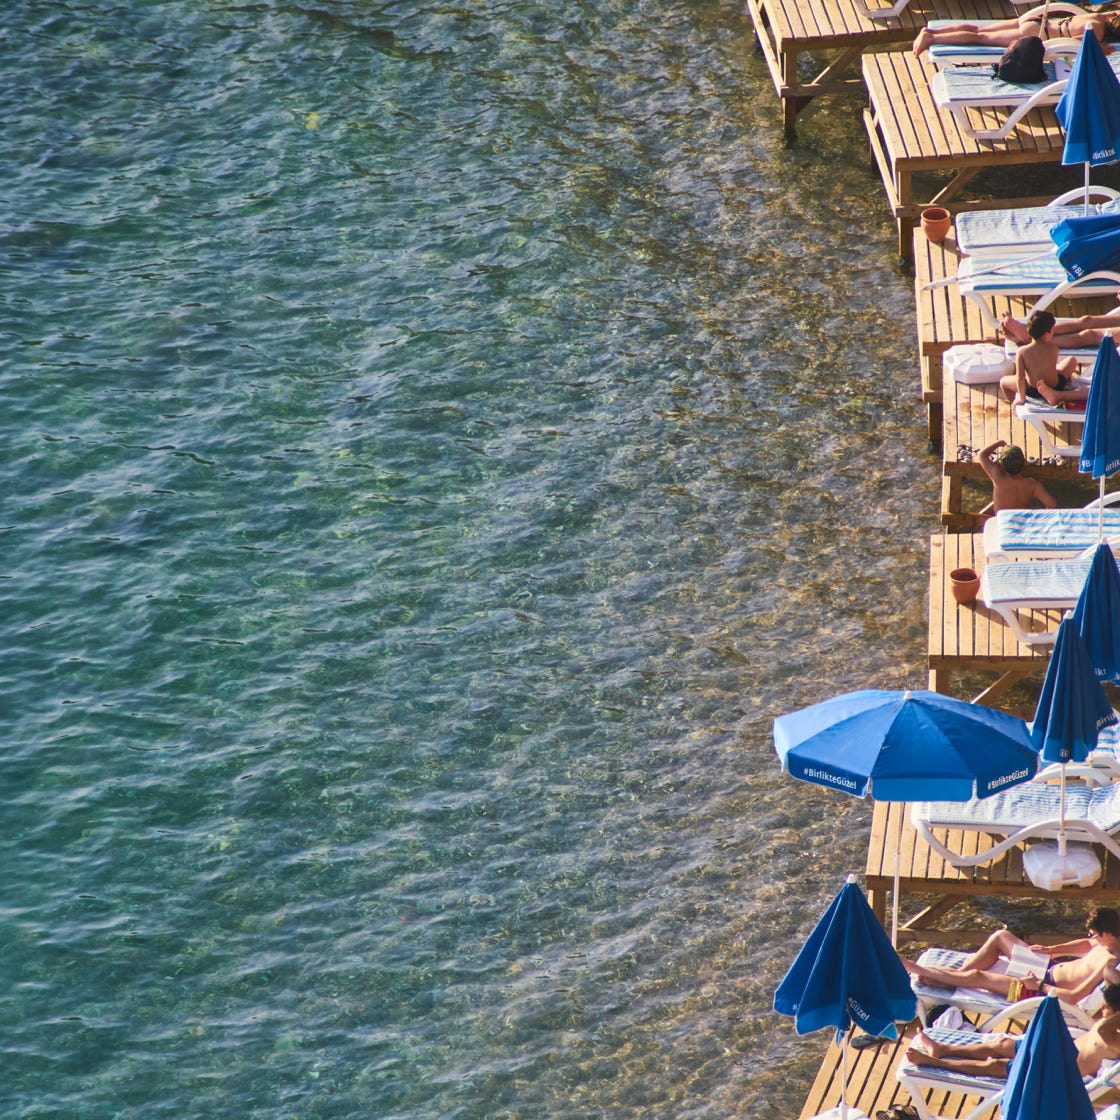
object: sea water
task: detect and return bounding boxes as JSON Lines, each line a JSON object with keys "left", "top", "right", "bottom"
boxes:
{"left": 1, "top": 2, "right": 937, "bottom": 1117}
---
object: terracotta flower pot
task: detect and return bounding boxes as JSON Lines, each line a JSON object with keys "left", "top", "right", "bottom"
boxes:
{"left": 921, "top": 206, "right": 952, "bottom": 244}
{"left": 950, "top": 566, "right": 980, "bottom": 605}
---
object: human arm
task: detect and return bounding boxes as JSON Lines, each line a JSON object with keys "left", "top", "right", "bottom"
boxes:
{"left": 1032, "top": 480, "right": 1057, "bottom": 509}
{"left": 978, "top": 439, "right": 1006, "bottom": 481}
{"left": 1031, "top": 937, "right": 1093, "bottom": 957}
{"left": 1015, "top": 352, "right": 1029, "bottom": 406}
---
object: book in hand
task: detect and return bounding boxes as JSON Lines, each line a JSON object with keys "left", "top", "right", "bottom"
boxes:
{"left": 1006, "top": 944, "right": 1050, "bottom": 980}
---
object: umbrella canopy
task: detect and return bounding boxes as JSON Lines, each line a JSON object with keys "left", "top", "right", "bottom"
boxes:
{"left": 1080, "top": 335, "right": 1120, "bottom": 528}
{"left": 1055, "top": 30, "right": 1120, "bottom": 209}
{"left": 1001, "top": 994, "right": 1095, "bottom": 1120}
{"left": 1073, "top": 541, "right": 1120, "bottom": 682}
{"left": 774, "top": 875, "right": 915, "bottom": 1042}
{"left": 774, "top": 689, "right": 1037, "bottom": 802}
{"left": 1052, "top": 211, "right": 1120, "bottom": 279}
{"left": 1032, "top": 615, "right": 1117, "bottom": 763}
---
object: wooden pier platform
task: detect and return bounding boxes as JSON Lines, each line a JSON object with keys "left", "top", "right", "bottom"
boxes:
{"left": 928, "top": 531, "right": 1055, "bottom": 700}
{"left": 912, "top": 232, "right": 1112, "bottom": 523}
{"left": 865, "top": 801, "right": 1120, "bottom": 947}
{"left": 863, "top": 51, "right": 1076, "bottom": 259}
{"left": 747, "top": 0, "right": 1016, "bottom": 135}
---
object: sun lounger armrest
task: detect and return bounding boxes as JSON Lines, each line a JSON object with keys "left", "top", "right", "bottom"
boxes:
{"left": 1034, "top": 271, "right": 1120, "bottom": 314}
{"left": 983, "top": 996, "right": 1095, "bottom": 1033}
{"left": 1035, "top": 761, "right": 1113, "bottom": 787}
{"left": 1050, "top": 186, "right": 1120, "bottom": 207}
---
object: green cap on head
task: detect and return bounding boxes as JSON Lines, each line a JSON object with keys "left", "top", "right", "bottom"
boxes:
{"left": 1000, "top": 445, "right": 1025, "bottom": 474}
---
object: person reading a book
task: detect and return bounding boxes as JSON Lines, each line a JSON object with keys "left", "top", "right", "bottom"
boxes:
{"left": 905, "top": 985, "right": 1120, "bottom": 1078}
{"left": 901, "top": 908, "right": 1120, "bottom": 1005}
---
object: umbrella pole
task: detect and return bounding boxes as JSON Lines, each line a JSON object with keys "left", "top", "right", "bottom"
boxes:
{"left": 1059, "top": 763, "right": 1068, "bottom": 859}
{"left": 1086, "top": 162, "right": 1092, "bottom": 215}
{"left": 1101, "top": 476, "right": 1107, "bottom": 543}
{"left": 840, "top": 1035, "right": 849, "bottom": 1120}
{"left": 891, "top": 808, "right": 901, "bottom": 948}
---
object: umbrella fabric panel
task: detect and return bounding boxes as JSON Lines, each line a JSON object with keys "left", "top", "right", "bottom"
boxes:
{"left": 1073, "top": 542, "right": 1120, "bottom": 682}
{"left": 1055, "top": 31, "right": 1120, "bottom": 167}
{"left": 1032, "top": 616, "right": 1118, "bottom": 762}
{"left": 1052, "top": 212, "right": 1120, "bottom": 279}
{"left": 1080, "top": 336, "right": 1120, "bottom": 479}
{"left": 1001, "top": 995, "right": 1095, "bottom": 1120}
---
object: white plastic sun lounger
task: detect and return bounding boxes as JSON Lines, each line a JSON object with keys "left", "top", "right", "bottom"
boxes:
{"left": 980, "top": 553, "right": 1098, "bottom": 644}
{"left": 931, "top": 54, "right": 1081, "bottom": 140}
{"left": 909, "top": 947, "right": 1103, "bottom": 1026}
{"left": 1014, "top": 394, "right": 1089, "bottom": 458}
{"left": 956, "top": 251, "right": 1120, "bottom": 328}
{"left": 911, "top": 780, "right": 1120, "bottom": 867}
{"left": 955, "top": 189, "right": 1120, "bottom": 256}
{"left": 982, "top": 497, "right": 1120, "bottom": 560}
{"left": 896, "top": 1015, "right": 1119, "bottom": 1120}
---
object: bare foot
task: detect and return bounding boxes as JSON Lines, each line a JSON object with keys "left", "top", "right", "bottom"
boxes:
{"left": 913, "top": 28, "right": 934, "bottom": 56}
{"left": 1000, "top": 311, "right": 1030, "bottom": 344}
{"left": 917, "top": 1030, "right": 947, "bottom": 1058}
{"left": 906, "top": 1045, "right": 939, "bottom": 1067}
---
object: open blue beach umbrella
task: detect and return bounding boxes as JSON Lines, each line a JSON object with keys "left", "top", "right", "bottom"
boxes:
{"left": 774, "top": 689, "right": 1037, "bottom": 801}
{"left": 1080, "top": 334, "right": 1120, "bottom": 530}
{"left": 775, "top": 874, "right": 916, "bottom": 1120}
{"left": 775, "top": 689, "right": 1035, "bottom": 944}
{"left": 1001, "top": 994, "right": 1094, "bottom": 1120}
{"left": 1073, "top": 542, "right": 1120, "bottom": 681}
{"left": 1055, "top": 29, "right": 1120, "bottom": 210}
{"left": 1052, "top": 211, "right": 1120, "bottom": 279}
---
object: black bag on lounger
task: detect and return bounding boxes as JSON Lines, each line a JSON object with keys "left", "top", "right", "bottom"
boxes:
{"left": 993, "top": 35, "right": 1046, "bottom": 83}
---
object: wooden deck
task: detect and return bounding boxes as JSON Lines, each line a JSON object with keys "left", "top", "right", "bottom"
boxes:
{"left": 865, "top": 801, "right": 1120, "bottom": 946}
{"left": 863, "top": 52, "right": 1077, "bottom": 259}
{"left": 747, "top": 0, "right": 1017, "bottom": 135}
{"left": 911, "top": 231, "right": 1113, "bottom": 523}
{"left": 928, "top": 531, "right": 1055, "bottom": 699}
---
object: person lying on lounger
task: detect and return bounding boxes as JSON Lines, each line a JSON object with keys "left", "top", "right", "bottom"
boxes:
{"left": 977, "top": 439, "right": 1056, "bottom": 513}
{"left": 999, "top": 310, "right": 1090, "bottom": 407}
{"left": 1001, "top": 303, "right": 1120, "bottom": 350}
{"left": 905, "top": 985, "right": 1120, "bottom": 1078}
{"left": 913, "top": 5, "right": 1120, "bottom": 59}
{"left": 901, "top": 908, "right": 1120, "bottom": 1005}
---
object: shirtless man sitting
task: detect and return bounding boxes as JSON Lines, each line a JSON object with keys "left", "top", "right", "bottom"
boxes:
{"left": 905, "top": 984, "right": 1120, "bottom": 1078}
{"left": 901, "top": 908, "right": 1120, "bottom": 1006}
{"left": 977, "top": 439, "right": 1056, "bottom": 513}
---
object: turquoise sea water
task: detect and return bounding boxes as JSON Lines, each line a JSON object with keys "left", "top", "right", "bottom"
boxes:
{"left": 2, "top": 3, "right": 936, "bottom": 1117}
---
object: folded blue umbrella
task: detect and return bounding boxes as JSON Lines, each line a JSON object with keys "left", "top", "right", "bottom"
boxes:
{"left": 1052, "top": 211, "right": 1120, "bottom": 279}
{"left": 1001, "top": 994, "right": 1095, "bottom": 1120}
{"left": 1080, "top": 334, "right": 1120, "bottom": 484}
{"left": 774, "top": 875, "right": 916, "bottom": 1042}
{"left": 1032, "top": 614, "right": 1118, "bottom": 763}
{"left": 1055, "top": 29, "right": 1120, "bottom": 189}
{"left": 1073, "top": 542, "right": 1120, "bottom": 682}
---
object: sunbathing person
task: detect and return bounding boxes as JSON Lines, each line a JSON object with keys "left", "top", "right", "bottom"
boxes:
{"left": 977, "top": 439, "right": 1056, "bottom": 512}
{"left": 1001, "top": 304, "right": 1120, "bottom": 349}
{"left": 905, "top": 985, "right": 1120, "bottom": 1078}
{"left": 902, "top": 908, "right": 1120, "bottom": 1006}
{"left": 913, "top": 6, "right": 1120, "bottom": 58}
{"left": 999, "top": 310, "right": 1090, "bottom": 407}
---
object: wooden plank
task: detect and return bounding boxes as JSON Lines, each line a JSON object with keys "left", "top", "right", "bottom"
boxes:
{"left": 928, "top": 532, "right": 1058, "bottom": 678}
